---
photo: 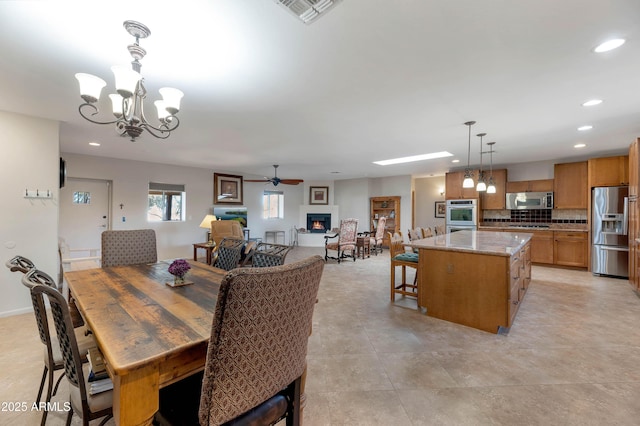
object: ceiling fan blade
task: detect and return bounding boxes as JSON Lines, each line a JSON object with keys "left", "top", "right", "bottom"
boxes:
{"left": 245, "top": 179, "right": 271, "bottom": 182}
{"left": 279, "top": 179, "right": 304, "bottom": 185}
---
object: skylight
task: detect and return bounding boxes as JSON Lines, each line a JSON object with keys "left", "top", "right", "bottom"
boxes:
{"left": 373, "top": 151, "right": 453, "bottom": 166}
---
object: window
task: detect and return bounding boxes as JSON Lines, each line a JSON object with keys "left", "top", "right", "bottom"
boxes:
{"left": 148, "top": 182, "right": 186, "bottom": 222}
{"left": 263, "top": 190, "right": 284, "bottom": 219}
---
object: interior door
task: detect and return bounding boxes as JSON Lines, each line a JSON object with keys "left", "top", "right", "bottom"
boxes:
{"left": 59, "top": 178, "right": 111, "bottom": 258}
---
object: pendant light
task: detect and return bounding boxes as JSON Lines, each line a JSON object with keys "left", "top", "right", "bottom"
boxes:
{"left": 462, "top": 121, "right": 476, "bottom": 188}
{"left": 486, "top": 141, "right": 496, "bottom": 194}
{"left": 476, "top": 132, "right": 487, "bottom": 192}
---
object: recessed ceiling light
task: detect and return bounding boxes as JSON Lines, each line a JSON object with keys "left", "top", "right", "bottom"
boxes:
{"left": 594, "top": 38, "right": 625, "bottom": 53}
{"left": 577, "top": 125, "right": 593, "bottom": 131}
{"left": 373, "top": 151, "right": 453, "bottom": 166}
{"left": 574, "top": 143, "right": 586, "bottom": 148}
{"left": 451, "top": 159, "right": 460, "bottom": 163}
{"left": 89, "top": 142, "right": 101, "bottom": 146}
{"left": 582, "top": 99, "right": 603, "bottom": 107}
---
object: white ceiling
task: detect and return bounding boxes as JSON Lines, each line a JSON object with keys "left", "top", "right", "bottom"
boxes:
{"left": 1, "top": 0, "right": 639, "bottom": 182}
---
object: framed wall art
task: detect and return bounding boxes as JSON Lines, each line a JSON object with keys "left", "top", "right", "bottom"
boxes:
{"left": 214, "top": 173, "right": 243, "bottom": 204}
{"left": 309, "top": 186, "right": 329, "bottom": 205}
{"left": 435, "top": 201, "right": 446, "bottom": 218}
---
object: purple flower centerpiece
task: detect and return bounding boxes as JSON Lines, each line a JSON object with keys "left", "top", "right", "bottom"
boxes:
{"left": 168, "top": 259, "right": 191, "bottom": 285}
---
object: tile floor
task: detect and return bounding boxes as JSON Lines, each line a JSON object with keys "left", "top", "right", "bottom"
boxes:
{"left": 2, "top": 246, "right": 640, "bottom": 425}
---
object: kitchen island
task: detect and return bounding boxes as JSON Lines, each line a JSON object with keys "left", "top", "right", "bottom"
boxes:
{"left": 410, "top": 230, "right": 532, "bottom": 334}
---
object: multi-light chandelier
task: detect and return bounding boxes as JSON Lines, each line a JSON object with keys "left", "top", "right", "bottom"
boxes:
{"left": 75, "top": 20, "right": 183, "bottom": 142}
{"left": 462, "top": 121, "right": 497, "bottom": 193}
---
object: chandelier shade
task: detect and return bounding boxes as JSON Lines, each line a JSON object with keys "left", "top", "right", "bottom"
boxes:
{"left": 75, "top": 20, "right": 183, "bottom": 142}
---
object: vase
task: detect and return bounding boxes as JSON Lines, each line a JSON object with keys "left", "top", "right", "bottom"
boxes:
{"left": 174, "top": 275, "right": 185, "bottom": 286}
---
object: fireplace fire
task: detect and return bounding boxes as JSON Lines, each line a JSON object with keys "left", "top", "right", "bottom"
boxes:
{"left": 307, "top": 213, "right": 331, "bottom": 234}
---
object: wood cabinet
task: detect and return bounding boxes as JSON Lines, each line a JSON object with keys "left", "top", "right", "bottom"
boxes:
{"left": 481, "top": 169, "right": 507, "bottom": 210}
{"left": 554, "top": 161, "right": 588, "bottom": 209}
{"left": 588, "top": 155, "right": 629, "bottom": 187}
{"left": 481, "top": 228, "right": 585, "bottom": 268}
{"left": 445, "top": 170, "right": 480, "bottom": 200}
{"left": 370, "top": 196, "right": 400, "bottom": 247}
{"left": 505, "top": 179, "right": 554, "bottom": 193}
{"left": 529, "top": 230, "right": 554, "bottom": 264}
{"left": 416, "top": 236, "right": 531, "bottom": 333}
{"left": 553, "top": 231, "right": 588, "bottom": 268}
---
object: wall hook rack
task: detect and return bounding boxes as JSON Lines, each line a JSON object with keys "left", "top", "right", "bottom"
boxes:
{"left": 24, "top": 189, "right": 53, "bottom": 199}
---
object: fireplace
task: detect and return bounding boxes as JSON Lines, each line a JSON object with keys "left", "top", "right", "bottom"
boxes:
{"left": 307, "top": 213, "right": 331, "bottom": 233}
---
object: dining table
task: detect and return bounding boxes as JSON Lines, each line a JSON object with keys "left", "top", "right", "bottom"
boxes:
{"left": 65, "top": 260, "right": 226, "bottom": 426}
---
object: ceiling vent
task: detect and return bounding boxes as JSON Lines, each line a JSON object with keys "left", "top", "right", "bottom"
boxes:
{"left": 274, "top": 0, "right": 342, "bottom": 24}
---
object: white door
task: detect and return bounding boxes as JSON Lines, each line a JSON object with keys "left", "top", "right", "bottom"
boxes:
{"left": 59, "top": 178, "right": 111, "bottom": 259}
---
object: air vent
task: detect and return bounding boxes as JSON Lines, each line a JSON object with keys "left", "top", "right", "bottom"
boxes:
{"left": 274, "top": 0, "right": 342, "bottom": 24}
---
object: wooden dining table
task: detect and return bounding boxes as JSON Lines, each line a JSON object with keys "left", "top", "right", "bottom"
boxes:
{"left": 65, "top": 260, "right": 227, "bottom": 426}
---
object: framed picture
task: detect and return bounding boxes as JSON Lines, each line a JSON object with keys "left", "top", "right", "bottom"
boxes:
{"left": 435, "top": 201, "right": 446, "bottom": 218}
{"left": 309, "top": 186, "right": 329, "bottom": 205}
{"left": 214, "top": 173, "right": 243, "bottom": 204}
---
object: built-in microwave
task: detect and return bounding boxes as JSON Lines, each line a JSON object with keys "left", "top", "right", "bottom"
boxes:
{"left": 506, "top": 192, "right": 554, "bottom": 210}
{"left": 446, "top": 199, "right": 478, "bottom": 227}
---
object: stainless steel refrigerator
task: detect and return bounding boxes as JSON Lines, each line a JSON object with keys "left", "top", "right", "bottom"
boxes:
{"left": 592, "top": 186, "right": 629, "bottom": 277}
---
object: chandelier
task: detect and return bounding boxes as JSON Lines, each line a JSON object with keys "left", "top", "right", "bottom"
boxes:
{"left": 75, "top": 21, "right": 183, "bottom": 142}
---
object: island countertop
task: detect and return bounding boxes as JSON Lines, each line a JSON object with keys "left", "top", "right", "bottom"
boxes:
{"left": 409, "top": 230, "right": 532, "bottom": 256}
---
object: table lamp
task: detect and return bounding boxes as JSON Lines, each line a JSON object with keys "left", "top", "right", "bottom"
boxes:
{"left": 199, "top": 214, "right": 217, "bottom": 243}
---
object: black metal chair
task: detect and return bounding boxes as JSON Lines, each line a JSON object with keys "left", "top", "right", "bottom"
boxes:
{"left": 29, "top": 283, "right": 113, "bottom": 426}
{"left": 20, "top": 269, "right": 95, "bottom": 425}
{"left": 251, "top": 242, "right": 292, "bottom": 267}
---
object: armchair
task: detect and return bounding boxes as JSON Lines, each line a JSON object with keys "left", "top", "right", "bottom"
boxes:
{"left": 324, "top": 218, "right": 359, "bottom": 263}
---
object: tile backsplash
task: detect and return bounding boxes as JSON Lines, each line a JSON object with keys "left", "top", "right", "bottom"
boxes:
{"left": 483, "top": 209, "right": 587, "bottom": 225}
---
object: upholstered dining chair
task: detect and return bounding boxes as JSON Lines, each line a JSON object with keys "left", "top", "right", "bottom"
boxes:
{"left": 101, "top": 229, "right": 158, "bottom": 267}
{"left": 389, "top": 232, "right": 419, "bottom": 302}
{"left": 423, "top": 227, "right": 434, "bottom": 238}
{"left": 434, "top": 225, "right": 446, "bottom": 236}
{"left": 21, "top": 269, "right": 95, "bottom": 425}
{"left": 29, "top": 283, "right": 113, "bottom": 426}
{"left": 324, "top": 218, "right": 359, "bottom": 263}
{"left": 154, "top": 255, "right": 325, "bottom": 426}
{"left": 363, "top": 216, "right": 387, "bottom": 255}
{"left": 407, "top": 227, "right": 425, "bottom": 242}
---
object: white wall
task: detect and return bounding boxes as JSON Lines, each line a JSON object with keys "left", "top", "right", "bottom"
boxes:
{"left": 63, "top": 153, "right": 310, "bottom": 256}
{"left": 414, "top": 176, "right": 446, "bottom": 231}
{"left": 1, "top": 111, "right": 59, "bottom": 316}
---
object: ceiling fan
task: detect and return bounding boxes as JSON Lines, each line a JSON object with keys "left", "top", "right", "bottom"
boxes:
{"left": 245, "top": 165, "right": 304, "bottom": 186}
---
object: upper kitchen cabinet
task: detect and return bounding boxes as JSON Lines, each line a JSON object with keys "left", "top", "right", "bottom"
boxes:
{"left": 554, "top": 161, "right": 588, "bottom": 209}
{"left": 445, "top": 170, "right": 479, "bottom": 200}
{"left": 481, "top": 169, "right": 507, "bottom": 209}
{"left": 588, "top": 155, "right": 629, "bottom": 187}
{"left": 505, "top": 179, "right": 554, "bottom": 193}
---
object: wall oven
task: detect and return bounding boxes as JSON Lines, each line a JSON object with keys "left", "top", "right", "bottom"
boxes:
{"left": 446, "top": 199, "right": 478, "bottom": 230}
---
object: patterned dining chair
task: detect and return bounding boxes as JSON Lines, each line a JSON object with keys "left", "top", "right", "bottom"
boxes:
{"left": 324, "top": 218, "right": 359, "bottom": 263}
{"left": 101, "top": 229, "right": 158, "bottom": 267}
{"left": 155, "top": 255, "right": 325, "bottom": 426}
{"left": 368, "top": 216, "right": 387, "bottom": 255}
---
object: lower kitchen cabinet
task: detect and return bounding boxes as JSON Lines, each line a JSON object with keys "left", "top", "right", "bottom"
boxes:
{"left": 553, "top": 231, "right": 588, "bottom": 268}
{"left": 530, "top": 230, "right": 554, "bottom": 264}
